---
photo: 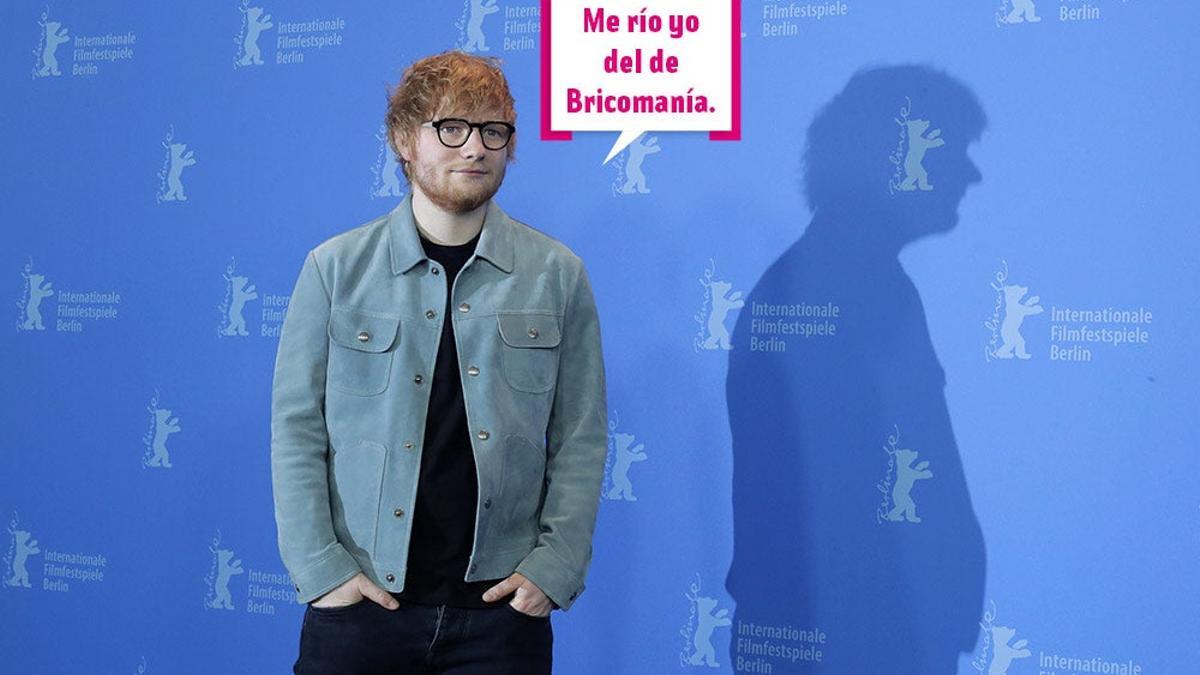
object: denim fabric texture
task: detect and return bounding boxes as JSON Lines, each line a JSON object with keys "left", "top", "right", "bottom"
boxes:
{"left": 271, "top": 195, "right": 608, "bottom": 610}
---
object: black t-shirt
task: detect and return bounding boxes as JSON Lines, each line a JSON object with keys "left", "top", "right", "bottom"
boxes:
{"left": 396, "top": 230, "right": 504, "bottom": 608}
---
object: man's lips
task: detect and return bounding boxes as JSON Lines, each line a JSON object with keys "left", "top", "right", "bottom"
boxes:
{"left": 452, "top": 169, "right": 488, "bottom": 175}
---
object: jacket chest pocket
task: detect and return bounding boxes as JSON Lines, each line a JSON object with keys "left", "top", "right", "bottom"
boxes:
{"left": 497, "top": 313, "right": 561, "bottom": 394}
{"left": 327, "top": 307, "right": 401, "bottom": 396}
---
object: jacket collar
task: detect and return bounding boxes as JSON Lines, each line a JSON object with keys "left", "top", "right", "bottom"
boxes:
{"left": 388, "top": 193, "right": 515, "bottom": 275}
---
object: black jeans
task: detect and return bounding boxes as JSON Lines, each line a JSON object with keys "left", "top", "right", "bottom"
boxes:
{"left": 293, "top": 597, "right": 553, "bottom": 675}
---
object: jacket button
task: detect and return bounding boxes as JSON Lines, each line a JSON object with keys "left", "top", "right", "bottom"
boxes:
{"left": 527, "top": 327, "right": 539, "bottom": 339}
{"left": 357, "top": 331, "right": 370, "bottom": 343}
{"left": 294, "top": 585, "right": 301, "bottom": 593}
{"left": 483, "top": 498, "right": 492, "bottom": 509}
{"left": 425, "top": 309, "right": 437, "bottom": 320}
{"left": 458, "top": 302, "right": 470, "bottom": 313}
{"left": 403, "top": 441, "right": 415, "bottom": 450}
{"left": 467, "top": 366, "right": 480, "bottom": 376}
{"left": 413, "top": 374, "right": 423, "bottom": 385}
{"left": 394, "top": 508, "right": 404, "bottom": 518}
{"left": 476, "top": 430, "right": 490, "bottom": 441}
{"left": 386, "top": 574, "right": 395, "bottom": 583}
{"left": 469, "top": 564, "right": 478, "bottom": 574}
{"left": 431, "top": 267, "right": 440, "bottom": 275}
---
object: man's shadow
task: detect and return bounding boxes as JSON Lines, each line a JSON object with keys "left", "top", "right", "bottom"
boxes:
{"left": 725, "top": 66, "right": 988, "bottom": 674}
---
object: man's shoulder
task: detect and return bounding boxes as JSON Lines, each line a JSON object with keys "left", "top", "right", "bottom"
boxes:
{"left": 505, "top": 214, "right": 584, "bottom": 272}
{"left": 307, "top": 212, "right": 391, "bottom": 266}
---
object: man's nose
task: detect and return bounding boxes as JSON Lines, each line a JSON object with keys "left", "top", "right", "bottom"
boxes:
{"left": 459, "top": 128, "right": 488, "bottom": 158}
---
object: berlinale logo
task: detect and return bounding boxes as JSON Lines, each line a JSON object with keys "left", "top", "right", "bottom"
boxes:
{"left": 984, "top": 260, "right": 1043, "bottom": 362}
{"left": 156, "top": 125, "right": 197, "bottom": 203}
{"left": 233, "top": 1, "right": 273, "bottom": 68}
{"left": 32, "top": 8, "right": 70, "bottom": 79}
{"left": 694, "top": 259, "right": 744, "bottom": 352}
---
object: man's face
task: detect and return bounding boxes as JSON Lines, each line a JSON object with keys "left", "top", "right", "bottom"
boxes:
{"left": 399, "top": 109, "right": 511, "bottom": 214}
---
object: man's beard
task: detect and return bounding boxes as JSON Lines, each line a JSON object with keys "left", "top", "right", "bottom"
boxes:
{"left": 410, "top": 161, "right": 505, "bottom": 214}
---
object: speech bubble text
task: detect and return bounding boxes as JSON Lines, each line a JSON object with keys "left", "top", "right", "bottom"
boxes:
{"left": 541, "top": 0, "right": 741, "bottom": 163}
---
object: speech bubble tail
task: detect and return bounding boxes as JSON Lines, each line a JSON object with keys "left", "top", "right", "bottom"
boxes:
{"left": 603, "top": 129, "right": 647, "bottom": 166}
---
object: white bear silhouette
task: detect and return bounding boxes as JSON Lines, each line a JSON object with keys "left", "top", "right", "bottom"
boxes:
{"left": 988, "top": 625, "right": 1031, "bottom": 674}
{"left": 6, "top": 529, "right": 40, "bottom": 588}
{"left": 886, "top": 448, "right": 933, "bottom": 523}
{"left": 606, "top": 432, "right": 647, "bottom": 501}
{"left": 376, "top": 146, "right": 403, "bottom": 198}
{"left": 146, "top": 408, "right": 181, "bottom": 468}
{"left": 238, "top": 7, "right": 273, "bottom": 66}
{"left": 687, "top": 596, "right": 731, "bottom": 667}
{"left": 22, "top": 273, "right": 54, "bottom": 330}
{"left": 38, "top": 22, "right": 70, "bottom": 77}
{"left": 702, "top": 281, "right": 743, "bottom": 350}
{"left": 207, "top": 547, "right": 243, "bottom": 610}
{"left": 994, "top": 284, "right": 1042, "bottom": 360}
{"left": 619, "top": 135, "right": 661, "bottom": 194}
{"left": 1004, "top": 0, "right": 1041, "bottom": 24}
{"left": 162, "top": 143, "right": 196, "bottom": 202}
{"left": 222, "top": 274, "right": 258, "bottom": 336}
{"left": 463, "top": 0, "right": 499, "bottom": 52}
{"left": 898, "top": 119, "right": 944, "bottom": 192}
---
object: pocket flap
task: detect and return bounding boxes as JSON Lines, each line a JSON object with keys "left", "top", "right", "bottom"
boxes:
{"left": 497, "top": 313, "right": 561, "bottom": 348}
{"left": 328, "top": 307, "right": 401, "bottom": 353}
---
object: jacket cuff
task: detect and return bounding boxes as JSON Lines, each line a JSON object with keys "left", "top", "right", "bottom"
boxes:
{"left": 516, "top": 545, "right": 585, "bottom": 611}
{"left": 288, "top": 543, "right": 361, "bottom": 604}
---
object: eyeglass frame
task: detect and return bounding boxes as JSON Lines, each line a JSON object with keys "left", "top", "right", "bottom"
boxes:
{"left": 420, "top": 118, "right": 516, "bottom": 150}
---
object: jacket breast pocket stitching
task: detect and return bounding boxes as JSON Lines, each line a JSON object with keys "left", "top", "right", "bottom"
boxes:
{"left": 496, "top": 313, "right": 561, "bottom": 394}
{"left": 327, "top": 308, "right": 401, "bottom": 396}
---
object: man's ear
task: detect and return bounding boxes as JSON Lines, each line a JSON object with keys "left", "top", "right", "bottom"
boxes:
{"left": 393, "top": 130, "right": 413, "bottom": 163}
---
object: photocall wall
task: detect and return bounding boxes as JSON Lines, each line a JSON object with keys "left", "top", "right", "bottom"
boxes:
{"left": 3, "top": 1, "right": 1198, "bottom": 673}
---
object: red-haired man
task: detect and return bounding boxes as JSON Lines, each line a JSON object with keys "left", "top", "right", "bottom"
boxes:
{"left": 272, "top": 51, "right": 608, "bottom": 674}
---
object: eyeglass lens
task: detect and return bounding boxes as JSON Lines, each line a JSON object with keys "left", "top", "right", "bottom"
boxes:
{"left": 437, "top": 120, "right": 512, "bottom": 150}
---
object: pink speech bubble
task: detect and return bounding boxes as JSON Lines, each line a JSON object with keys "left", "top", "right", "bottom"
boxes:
{"left": 541, "top": 0, "right": 741, "bottom": 163}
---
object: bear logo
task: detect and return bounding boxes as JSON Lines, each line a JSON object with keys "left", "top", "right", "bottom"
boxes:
{"left": 886, "top": 448, "right": 933, "bottom": 523}
{"left": 375, "top": 144, "right": 404, "bottom": 198}
{"left": 206, "top": 547, "right": 243, "bottom": 610}
{"left": 606, "top": 432, "right": 647, "bottom": 501}
{"left": 1002, "top": 0, "right": 1041, "bottom": 24}
{"left": 701, "top": 280, "right": 744, "bottom": 351}
{"left": 988, "top": 625, "right": 1031, "bottom": 674}
{"left": 618, "top": 135, "right": 661, "bottom": 195}
{"left": 21, "top": 273, "right": 54, "bottom": 331}
{"left": 237, "top": 5, "right": 273, "bottom": 67}
{"left": 994, "top": 284, "right": 1042, "bottom": 360}
{"left": 222, "top": 274, "right": 258, "bottom": 336}
{"left": 897, "top": 119, "right": 945, "bottom": 192}
{"left": 6, "top": 528, "right": 40, "bottom": 588}
{"left": 462, "top": 0, "right": 499, "bottom": 53}
{"left": 687, "top": 596, "right": 732, "bottom": 667}
{"left": 160, "top": 143, "right": 196, "bottom": 202}
{"left": 37, "top": 21, "right": 70, "bottom": 77}
{"left": 145, "top": 408, "right": 182, "bottom": 468}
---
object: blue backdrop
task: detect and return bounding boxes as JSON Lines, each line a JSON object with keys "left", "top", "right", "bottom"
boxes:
{"left": 3, "top": 1, "right": 1197, "bottom": 673}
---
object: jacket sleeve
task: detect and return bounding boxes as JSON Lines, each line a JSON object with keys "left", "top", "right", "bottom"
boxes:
{"left": 515, "top": 262, "right": 608, "bottom": 610}
{"left": 270, "top": 251, "right": 361, "bottom": 603}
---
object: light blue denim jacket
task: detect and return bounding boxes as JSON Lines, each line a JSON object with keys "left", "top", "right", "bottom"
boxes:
{"left": 270, "top": 195, "right": 607, "bottom": 610}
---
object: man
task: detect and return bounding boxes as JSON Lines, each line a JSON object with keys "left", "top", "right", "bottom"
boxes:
{"left": 271, "top": 51, "right": 608, "bottom": 674}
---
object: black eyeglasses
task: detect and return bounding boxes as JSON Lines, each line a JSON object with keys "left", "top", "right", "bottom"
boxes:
{"left": 421, "top": 118, "right": 515, "bottom": 150}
